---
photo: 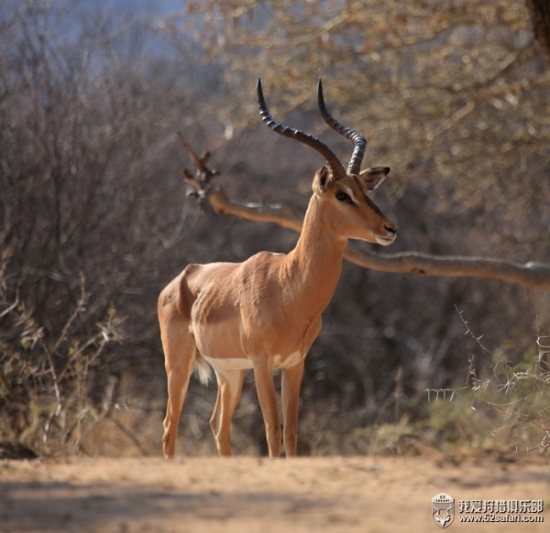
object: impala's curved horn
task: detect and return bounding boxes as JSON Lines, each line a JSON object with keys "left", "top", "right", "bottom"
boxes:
{"left": 257, "top": 78, "right": 346, "bottom": 180}
{"left": 317, "top": 78, "right": 367, "bottom": 177}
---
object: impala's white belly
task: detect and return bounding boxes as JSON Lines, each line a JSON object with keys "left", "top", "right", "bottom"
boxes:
{"left": 202, "top": 350, "right": 304, "bottom": 371}
{"left": 202, "top": 355, "right": 253, "bottom": 370}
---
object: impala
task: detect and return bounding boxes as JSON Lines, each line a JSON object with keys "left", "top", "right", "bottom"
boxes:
{"left": 159, "top": 79, "right": 397, "bottom": 458}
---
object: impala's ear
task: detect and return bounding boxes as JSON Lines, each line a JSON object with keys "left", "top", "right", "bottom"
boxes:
{"left": 312, "top": 166, "right": 333, "bottom": 196}
{"left": 359, "top": 166, "right": 390, "bottom": 191}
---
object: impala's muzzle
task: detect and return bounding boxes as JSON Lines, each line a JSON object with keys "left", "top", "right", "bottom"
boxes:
{"left": 375, "top": 223, "right": 397, "bottom": 246}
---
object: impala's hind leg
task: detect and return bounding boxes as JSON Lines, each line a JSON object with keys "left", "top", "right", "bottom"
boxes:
{"left": 210, "top": 369, "right": 244, "bottom": 456}
{"left": 159, "top": 310, "right": 196, "bottom": 459}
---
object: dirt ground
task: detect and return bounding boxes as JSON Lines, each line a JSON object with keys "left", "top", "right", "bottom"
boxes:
{"left": 0, "top": 453, "right": 548, "bottom": 533}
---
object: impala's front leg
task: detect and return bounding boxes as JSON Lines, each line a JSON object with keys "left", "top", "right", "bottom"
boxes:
{"left": 253, "top": 358, "right": 281, "bottom": 457}
{"left": 281, "top": 360, "right": 305, "bottom": 457}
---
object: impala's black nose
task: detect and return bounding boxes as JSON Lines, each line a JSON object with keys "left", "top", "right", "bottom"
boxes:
{"left": 385, "top": 224, "right": 397, "bottom": 236}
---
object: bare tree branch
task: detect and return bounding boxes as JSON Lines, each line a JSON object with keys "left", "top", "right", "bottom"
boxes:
{"left": 179, "top": 133, "right": 550, "bottom": 293}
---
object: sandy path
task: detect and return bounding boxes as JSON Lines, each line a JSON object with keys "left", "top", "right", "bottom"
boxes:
{"left": 0, "top": 455, "right": 548, "bottom": 532}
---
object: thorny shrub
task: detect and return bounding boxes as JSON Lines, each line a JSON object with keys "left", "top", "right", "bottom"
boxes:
{"left": 0, "top": 254, "right": 123, "bottom": 456}
{"left": 426, "top": 308, "right": 550, "bottom": 454}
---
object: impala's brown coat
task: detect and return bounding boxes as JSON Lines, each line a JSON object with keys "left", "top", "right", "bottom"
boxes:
{"left": 159, "top": 167, "right": 396, "bottom": 458}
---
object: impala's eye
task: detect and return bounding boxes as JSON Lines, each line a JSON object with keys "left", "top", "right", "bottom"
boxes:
{"left": 335, "top": 190, "right": 352, "bottom": 203}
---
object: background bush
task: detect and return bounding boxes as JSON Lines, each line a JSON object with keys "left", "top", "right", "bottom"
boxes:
{"left": 0, "top": 0, "right": 548, "bottom": 456}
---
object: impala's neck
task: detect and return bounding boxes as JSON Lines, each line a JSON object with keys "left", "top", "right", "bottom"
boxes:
{"left": 281, "top": 195, "right": 347, "bottom": 319}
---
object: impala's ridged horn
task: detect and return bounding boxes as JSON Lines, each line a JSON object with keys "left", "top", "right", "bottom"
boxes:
{"left": 317, "top": 78, "right": 367, "bottom": 177}
{"left": 257, "top": 78, "right": 346, "bottom": 180}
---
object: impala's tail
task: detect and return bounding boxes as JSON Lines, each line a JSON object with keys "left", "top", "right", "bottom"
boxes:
{"left": 194, "top": 351, "right": 212, "bottom": 385}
